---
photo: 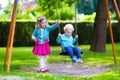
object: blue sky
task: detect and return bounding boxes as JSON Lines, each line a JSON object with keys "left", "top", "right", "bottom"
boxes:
{"left": 0, "top": 0, "right": 9, "bottom": 7}
{"left": 0, "top": 0, "right": 34, "bottom": 8}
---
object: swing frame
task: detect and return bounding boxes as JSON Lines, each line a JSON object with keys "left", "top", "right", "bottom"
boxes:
{"left": 3, "top": 0, "right": 119, "bottom": 72}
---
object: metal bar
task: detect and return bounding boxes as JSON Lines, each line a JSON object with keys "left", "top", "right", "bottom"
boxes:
{"left": 6, "top": 0, "right": 19, "bottom": 72}
{"left": 105, "top": 0, "right": 117, "bottom": 64}
{"left": 54, "top": 0, "right": 60, "bottom": 33}
{"left": 112, "top": 0, "right": 120, "bottom": 21}
{"left": 4, "top": 22, "right": 13, "bottom": 66}
{"left": 74, "top": 0, "right": 78, "bottom": 46}
{"left": 74, "top": 0, "right": 77, "bottom": 34}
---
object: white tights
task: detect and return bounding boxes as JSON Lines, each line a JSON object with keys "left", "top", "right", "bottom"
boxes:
{"left": 39, "top": 56, "right": 46, "bottom": 68}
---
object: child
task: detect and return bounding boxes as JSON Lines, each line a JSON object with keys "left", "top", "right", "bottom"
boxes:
{"left": 32, "top": 16, "right": 59, "bottom": 72}
{"left": 56, "top": 24, "right": 83, "bottom": 63}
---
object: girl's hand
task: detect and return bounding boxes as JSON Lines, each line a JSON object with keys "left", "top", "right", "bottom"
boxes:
{"left": 58, "top": 33, "right": 61, "bottom": 37}
{"left": 75, "top": 35, "right": 78, "bottom": 39}
{"left": 35, "top": 39, "right": 38, "bottom": 43}
{"left": 56, "top": 20, "right": 60, "bottom": 24}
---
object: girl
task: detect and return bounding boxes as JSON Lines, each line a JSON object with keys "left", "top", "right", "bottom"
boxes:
{"left": 32, "top": 16, "right": 59, "bottom": 72}
{"left": 56, "top": 24, "right": 83, "bottom": 63}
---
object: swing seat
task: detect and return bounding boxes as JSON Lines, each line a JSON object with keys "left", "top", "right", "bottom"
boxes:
{"left": 59, "top": 48, "right": 83, "bottom": 55}
{"left": 59, "top": 51, "right": 83, "bottom": 55}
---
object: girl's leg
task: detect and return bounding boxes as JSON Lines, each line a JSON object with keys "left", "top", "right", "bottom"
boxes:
{"left": 39, "top": 56, "right": 46, "bottom": 68}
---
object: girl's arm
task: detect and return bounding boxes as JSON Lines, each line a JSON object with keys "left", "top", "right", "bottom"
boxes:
{"left": 31, "top": 28, "right": 37, "bottom": 42}
{"left": 47, "top": 24, "right": 58, "bottom": 31}
{"left": 47, "top": 20, "right": 60, "bottom": 31}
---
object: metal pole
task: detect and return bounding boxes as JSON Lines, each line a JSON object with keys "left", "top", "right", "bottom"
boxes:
{"left": 74, "top": 0, "right": 77, "bottom": 34}
{"left": 4, "top": 22, "right": 13, "bottom": 66}
{"left": 54, "top": 0, "right": 60, "bottom": 33}
{"left": 112, "top": 0, "right": 120, "bottom": 21}
{"left": 74, "top": 0, "right": 78, "bottom": 46}
{"left": 5, "top": 0, "right": 19, "bottom": 72}
{"left": 105, "top": 0, "right": 117, "bottom": 64}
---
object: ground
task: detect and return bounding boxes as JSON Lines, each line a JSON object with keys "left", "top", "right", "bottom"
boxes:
{"left": 20, "top": 63, "right": 112, "bottom": 77}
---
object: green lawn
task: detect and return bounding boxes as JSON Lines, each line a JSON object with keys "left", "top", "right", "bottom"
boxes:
{"left": 0, "top": 44, "right": 120, "bottom": 80}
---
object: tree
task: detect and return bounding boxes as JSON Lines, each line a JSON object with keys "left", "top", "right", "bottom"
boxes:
{"left": 35, "top": 0, "right": 79, "bottom": 20}
{"left": 77, "top": 0, "right": 98, "bottom": 15}
{"left": 116, "top": 0, "right": 120, "bottom": 10}
{"left": 90, "top": 0, "right": 107, "bottom": 52}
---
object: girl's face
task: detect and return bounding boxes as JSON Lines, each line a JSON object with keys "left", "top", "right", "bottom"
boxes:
{"left": 37, "top": 19, "right": 47, "bottom": 29}
{"left": 65, "top": 29, "right": 73, "bottom": 36}
{"left": 40, "top": 19, "right": 47, "bottom": 28}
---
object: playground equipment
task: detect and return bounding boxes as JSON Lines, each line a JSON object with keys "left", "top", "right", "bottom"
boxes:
{"left": 54, "top": 0, "right": 81, "bottom": 55}
{"left": 3, "top": 0, "right": 120, "bottom": 72}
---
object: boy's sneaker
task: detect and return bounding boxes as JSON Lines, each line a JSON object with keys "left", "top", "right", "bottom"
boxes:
{"left": 72, "top": 58, "right": 77, "bottom": 62}
{"left": 77, "top": 58, "right": 83, "bottom": 63}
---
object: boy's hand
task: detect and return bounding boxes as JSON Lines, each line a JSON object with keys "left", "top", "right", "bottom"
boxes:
{"left": 75, "top": 35, "right": 78, "bottom": 39}
{"left": 58, "top": 33, "right": 61, "bottom": 37}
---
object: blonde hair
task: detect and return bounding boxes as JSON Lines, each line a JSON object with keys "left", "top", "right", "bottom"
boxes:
{"left": 64, "top": 24, "right": 74, "bottom": 31}
{"left": 35, "top": 16, "right": 49, "bottom": 28}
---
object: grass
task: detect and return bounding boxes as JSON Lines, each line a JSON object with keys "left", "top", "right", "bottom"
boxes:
{"left": 0, "top": 44, "right": 120, "bottom": 80}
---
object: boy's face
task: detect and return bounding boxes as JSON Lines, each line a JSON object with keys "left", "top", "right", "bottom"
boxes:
{"left": 65, "top": 29, "right": 73, "bottom": 36}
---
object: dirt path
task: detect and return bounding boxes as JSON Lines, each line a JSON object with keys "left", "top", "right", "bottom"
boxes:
{"left": 21, "top": 63, "right": 112, "bottom": 77}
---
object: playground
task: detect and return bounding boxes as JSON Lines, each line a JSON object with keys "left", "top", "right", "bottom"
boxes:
{"left": 0, "top": 45, "right": 120, "bottom": 80}
{"left": 0, "top": 0, "right": 120, "bottom": 80}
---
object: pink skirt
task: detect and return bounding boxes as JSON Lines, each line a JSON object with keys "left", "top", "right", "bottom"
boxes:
{"left": 32, "top": 40, "right": 51, "bottom": 56}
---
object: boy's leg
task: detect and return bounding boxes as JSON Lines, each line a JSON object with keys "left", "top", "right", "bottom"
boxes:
{"left": 64, "top": 46, "right": 74, "bottom": 58}
{"left": 64, "top": 46, "right": 77, "bottom": 62}
{"left": 73, "top": 47, "right": 83, "bottom": 63}
{"left": 73, "top": 47, "right": 81, "bottom": 59}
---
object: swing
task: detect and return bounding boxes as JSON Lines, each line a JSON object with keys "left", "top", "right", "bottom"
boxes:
{"left": 54, "top": 0, "right": 83, "bottom": 55}
{"left": 59, "top": 48, "right": 83, "bottom": 55}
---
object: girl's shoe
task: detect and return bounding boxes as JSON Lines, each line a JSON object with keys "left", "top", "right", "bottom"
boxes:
{"left": 39, "top": 68, "right": 46, "bottom": 73}
{"left": 44, "top": 68, "right": 49, "bottom": 72}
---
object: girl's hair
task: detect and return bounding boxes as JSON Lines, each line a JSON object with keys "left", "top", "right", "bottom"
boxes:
{"left": 37, "top": 16, "right": 46, "bottom": 23}
{"left": 35, "top": 16, "right": 49, "bottom": 28}
{"left": 64, "top": 24, "right": 74, "bottom": 31}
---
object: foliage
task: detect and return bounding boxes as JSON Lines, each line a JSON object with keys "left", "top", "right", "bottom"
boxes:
{"left": 0, "top": 0, "right": 119, "bottom": 21}
{"left": 77, "top": 0, "right": 97, "bottom": 15}
{"left": 35, "top": 0, "right": 75, "bottom": 20}
{"left": 0, "top": 21, "right": 120, "bottom": 47}
{"left": 78, "top": 13, "right": 96, "bottom": 22}
{"left": 0, "top": 44, "right": 120, "bottom": 80}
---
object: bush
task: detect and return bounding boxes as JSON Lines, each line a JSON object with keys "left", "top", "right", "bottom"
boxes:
{"left": 0, "top": 21, "right": 120, "bottom": 47}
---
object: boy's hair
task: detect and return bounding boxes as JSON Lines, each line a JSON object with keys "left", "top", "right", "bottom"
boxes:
{"left": 64, "top": 24, "right": 74, "bottom": 31}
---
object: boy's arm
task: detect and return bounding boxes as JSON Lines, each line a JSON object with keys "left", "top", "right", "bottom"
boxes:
{"left": 73, "top": 35, "right": 78, "bottom": 44}
{"left": 72, "top": 37, "right": 77, "bottom": 44}
{"left": 56, "top": 36, "right": 61, "bottom": 44}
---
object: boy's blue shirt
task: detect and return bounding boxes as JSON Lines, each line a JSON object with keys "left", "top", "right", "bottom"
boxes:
{"left": 56, "top": 34, "right": 77, "bottom": 48}
{"left": 32, "top": 24, "right": 57, "bottom": 44}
